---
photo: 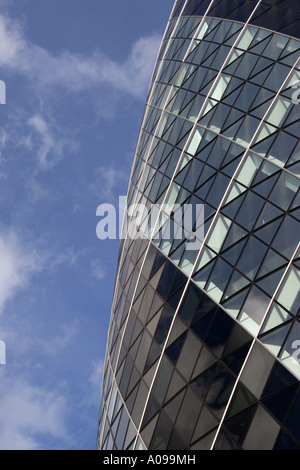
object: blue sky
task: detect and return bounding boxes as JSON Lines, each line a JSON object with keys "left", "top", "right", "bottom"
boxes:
{"left": 0, "top": 0, "right": 174, "bottom": 450}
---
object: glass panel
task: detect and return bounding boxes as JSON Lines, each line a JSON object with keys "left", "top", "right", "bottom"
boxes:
{"left": 151, "top": 356, "right": 173, "bottom": 406}
{"left": 260, "top": 302, "right": 291, "bottom": 333}
{"left": 260, "top": 323, "right": 291, "bottom": 356}
{"left": 170, "top": 387, "right": 203, "bottom": 448}
{"left": 253, "top": 122, "right": 278, "bottom": 145}
{"left": 265, "top": 97, "right": 292, "bottom": 128}
{"left": 267, "top": 132, "right": 298, "bottom": 167}
{"left": 243, "top": 405, "right": 280, "bottom": 450}
{"left": 276, "top": 266, "right": 300, "bottom": 315}
{"left": 269, "top": 172, "right": 298, "bottom": 211}
{"left": 235, "top": 191, "right": 265, "bottom": 231}
{"left": 211, "top": 75, "right": 231, "bottom": 101}
{"left": 236, "top": 152, "right": 261, "bottom": 187}
{"left": 279, "top": 320, "right": 300, "bottom": 379}
{"left": 236, "top": 115, "right": 261, "bottom": 147}
{"left": 240, "top": 341, "right": 274, "bottom": 398}
{"left": 262, "top": 34, "right": 288, "bottom": 61}
{"left": 165, "top": 332, "right": 187, "bottom": 365}
{"left": 206, "top": 214, "right": 232, "bottom": 253}
{"left": 176, "top": 330, "right": 201, "bottom": 381}
{"left": 264, "top": 63, "right": 290, "bottom": 92}
{"left": 204, "top": 308, "right": 234, "bottom": 358}
{"left": 239, "top": 286, "right": 270, "bottom": 335}
{"left": 192, "top": 405, "right": 219, "bottom": 443}
{"left": 186, "top": 127, "right": 203, "bottom": 156}
{"left": 205, "top": 363, "right": 236, "bottom": 419}
{"left": 272, "top": 215, "right": 299, "bottom": 260}
{"left": 206, "top": 257, "right": 233, "bottom": 303}
{"left": 237, "top": 236, "right": 267, "bottom": 280}
{"left": 236, "top": 26, "right": 257, "bottom": 51}
{"left": 284, "top": 392, "right": 300, "bottom": 443}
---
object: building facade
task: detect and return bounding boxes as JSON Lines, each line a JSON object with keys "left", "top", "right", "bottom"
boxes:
{"left": 97, "top": 0, "right": 300, "bottom": 450}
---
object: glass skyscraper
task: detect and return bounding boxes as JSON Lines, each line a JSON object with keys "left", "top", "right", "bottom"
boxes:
{"left": 97, "top": 0, "right": 300, "bottom": 450}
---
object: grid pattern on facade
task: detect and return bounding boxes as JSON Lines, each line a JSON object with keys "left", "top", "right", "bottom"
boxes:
{"left": 176, "top": 0, "right": 300, "bottom": 40}
{"left": 97, "top": 0, "right": 300, "bottom": 451}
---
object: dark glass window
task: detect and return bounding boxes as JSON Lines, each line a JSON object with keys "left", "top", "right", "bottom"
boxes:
{"left": 284, "top": 392, "right": 300, "bottom": 443}
{"left": 205, "top": 309, "right": 235, "bottom": 357}
{"left": 263, "top": 385, "right": 298, "bottom": 422}
{"left": 165, "top": 332, "right": 187, "bottom": 364}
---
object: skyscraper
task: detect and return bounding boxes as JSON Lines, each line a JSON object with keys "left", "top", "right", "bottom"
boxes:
{"left": 97, "top": 0, "right": 300, "bottom": 450}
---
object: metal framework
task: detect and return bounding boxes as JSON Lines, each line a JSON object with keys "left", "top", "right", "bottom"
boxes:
{"left": 97, "top": 0, "right": 300, "bottom": 451}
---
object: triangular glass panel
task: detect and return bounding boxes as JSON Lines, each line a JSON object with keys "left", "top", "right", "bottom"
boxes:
{"left": 254, "top": 202, "right": 283, "bottom": 228}
{"left": 254, "top": 218, "right": 281, "bottom": 245}
{"left": 195, "top": 177, "right": 214, "bottom": 201}
{"left": 149, "top": 250, "right": 166, "bottom": 279}
{"left": 222, "top": 222, "right": 248, "bottom": 250}
{"left": 222, "top": 85, "right": 243, "bottom": 107}
{"left": 249, "top": 98, "right": 274, "bottom": 120}
{"left": 221, "top": 108, "right": 244, "bottom": 132}
{"left": 223, "top": 54, "right": 244, "bottom": 75}
{"left": 226, "top": 383, "right": 257, "bottom": 420}
{"left": 165, "top": 332, "right": 187, "bottom": 365}
{"left": 259, "top": 322, "right": 291, "bottom": 357}
{"left": 256, "top": 268, "right": 286, "bottom": 298}
{"left": 221, "top": 194, "right": 245, "bottom": 220}
{"left": 221, "top": 288, "right": 250, "bottom": 319}
{"left": 249, "top": 36, "right": 272, "bottom": 56}
{"left": 283, "top": 121, "right": 300, "bottom": 136}
{"left": 195, "top": 139, "right": 215, "bottom": 164}
{"left": 222, "top": 120, "right": 243, "bottom": 142}
{"left": 191, "top": 309, "right": 217, "bottom": 342}
{"left": 251, "top": 133, "right": 276, "bottom": 158}
{"left": 221, "top": 158, "right": 241, "bottom": 178}
{"left": 263, "top": 360, "right": 298, "bottom": 400}
{"left": 174, "top": 161, "right": 190, "bottom": 186}
{"left": 221, "top": 238, "right": 247, "bottom": 266}
{"left": 224, "top": 406, "right": 257, "bottom": 445}
{"left": 193, "top": 261, "right": 214, "bottom": 289}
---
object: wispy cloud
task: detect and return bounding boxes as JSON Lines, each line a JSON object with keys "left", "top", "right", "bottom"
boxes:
{"left": 41, "top": 321, "right": 79, "bottom": 358}
{"left": 27, "top": 114, "right": 77, "bottom": 171}
{"left": 86, "top": 359, "right": 104, "bottom": 410}
{"left": 48, "top": 246, "right": 87, "bottom": 271}
{"left": 92, "top": 165, "right": 130, "bottom": 203}
{"left": 91, "top": 259, "right": 106, "bottom": 281}
{"left": 0, "top": 230, "right": 40, "bottom": 315}
{"left": 0, "top": 13, "right": 161, "bottom": 100}
{"left": 0, "top": 370, "right": 69, "bottom": 450}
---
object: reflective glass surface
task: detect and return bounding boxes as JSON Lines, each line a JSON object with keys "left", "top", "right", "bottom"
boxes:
{"left": 98, "top": 0, "right": 300, "bottom": 451}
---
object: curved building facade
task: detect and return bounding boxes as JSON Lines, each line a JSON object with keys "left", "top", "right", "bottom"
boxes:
{"left": 97, "top": 0, "right": 300, "bottom": 450}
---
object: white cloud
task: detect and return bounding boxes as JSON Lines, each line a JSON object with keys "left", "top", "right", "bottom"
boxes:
{"left": 27, "top": 114, "right": 78, "bottom": 170}
{"left": 93, "top": 165, "right": 129, "bottom": 202}
{"left": 0, "top": 13, "right": 161, "bottom": 100}
{"left": 91, "top": 259, "right": 106, "bottom": 281}
{"left": 0, "top": 371, "right": 69, "bottom": 450}
{"left": 88, "top": 359, "right": 104, "bottom": 408}
{"left": 48, "top": 246, "right": 87, "bottom": 270}
{"left": 41, "top": 321, "right": 79, "bottom": 358}
{"left": 0, "top": 230, "right": 40, "bottom": 315}
{"left": 0, "top": 14, "right": 24, "bottom": 66}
